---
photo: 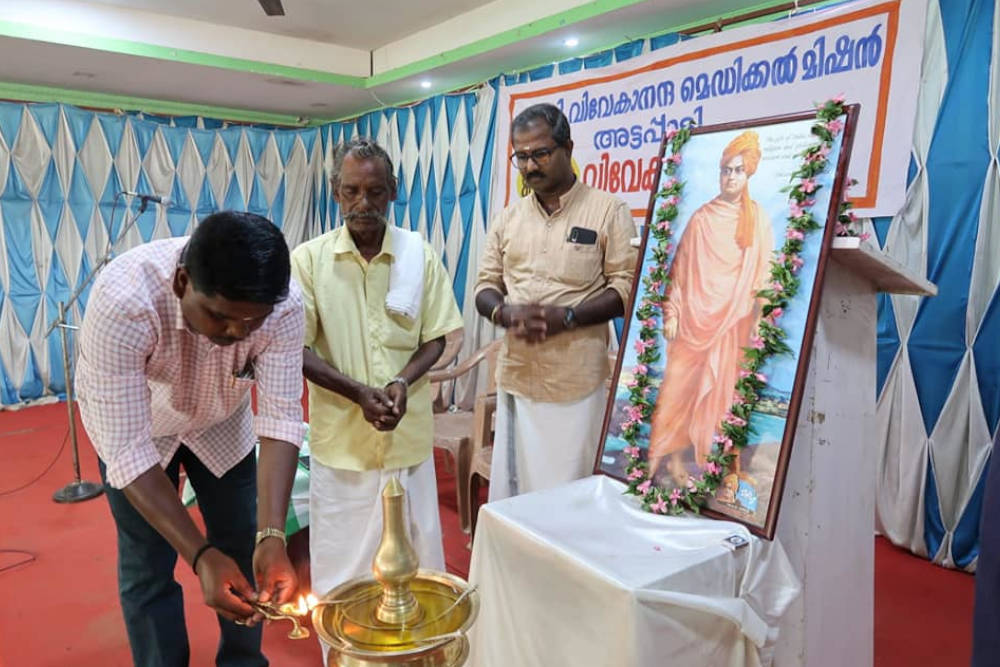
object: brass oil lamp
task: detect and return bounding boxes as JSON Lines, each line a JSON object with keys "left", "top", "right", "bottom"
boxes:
{"left": 312, "top": 477, "right": 479, "bottom": 666}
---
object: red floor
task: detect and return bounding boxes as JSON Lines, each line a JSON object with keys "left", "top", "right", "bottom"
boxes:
{"left": 0, "top": 402, "right": 975, "bottom": 666}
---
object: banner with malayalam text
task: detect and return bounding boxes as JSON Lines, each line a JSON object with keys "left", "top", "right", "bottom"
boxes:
{"left": 492, "top": 0, "right": 925, "bottom": 220}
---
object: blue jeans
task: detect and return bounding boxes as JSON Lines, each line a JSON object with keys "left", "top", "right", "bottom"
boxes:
{"left": 100, "top": 446, "right": 266, "bottom": 667}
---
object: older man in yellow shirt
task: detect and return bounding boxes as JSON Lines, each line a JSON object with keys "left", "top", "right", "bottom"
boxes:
{"left": 290, "top": 139, "right": 462, "bottom": 657}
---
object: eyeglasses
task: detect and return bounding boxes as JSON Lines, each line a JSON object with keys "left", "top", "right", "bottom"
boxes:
{"left": 720, "top": 165, "right": 746, "bottom": 177}
{"left": 510, "top": 145, "right": 560, "bottom": 167}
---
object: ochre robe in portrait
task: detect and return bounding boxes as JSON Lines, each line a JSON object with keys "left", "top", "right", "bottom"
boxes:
{"left": 648, "top": 196, "right": 773, "bottom": 466}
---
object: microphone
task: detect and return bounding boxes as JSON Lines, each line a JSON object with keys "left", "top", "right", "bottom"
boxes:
{"left": 122, "top": 191, "right": 173, "bottom": 207}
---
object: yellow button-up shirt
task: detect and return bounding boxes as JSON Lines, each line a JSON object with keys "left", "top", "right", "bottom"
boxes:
{"left": 475, "top": 180, "right": 637, "bottom": 402}
{"left": 291, "top": 226, "right": 463, "bottom": 471}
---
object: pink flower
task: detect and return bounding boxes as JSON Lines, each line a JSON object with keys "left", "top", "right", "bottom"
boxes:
{"left": 626, "top": 378, "right": 638, "bottom": 389}
{"left": 634, "top": 364, "right": 648, "bottom": 376}
{"left": 627, "top": 468, "right": 645, "bottom": 481}
{"left": 790, "top": 255, "right": 804, "bottom": 272}
{"left": 835, "top": 222, "right": 849, "bottom": 236}
{"left": 637, "top": 479, "right": 652, "bottom": 495}
{"left": 640, "top": 317, "right": 657, "bottom": 329}
{"left": 669, "top": 488, "right": 683, "bottom": 502}
{"left": 706, "top": 461, "right": 722, "bottom": 475}
{"left": 665, "top": 195, "right": 679, "bottom": 206}
{"left": 642, "top": 386, "right": 652, "bottom": 397}
{"left": 807, "top": 144, "right": 831, "bottom": 163}
{"left": 826, "top": 119, "right": 845, "bottom": 134}
{"left": 831, "top": 93, "right": 846, "bottom": 104}
{"left": 665, "top": 128, "right": 678, "bottom": 141}
{"left": 739, "top": 368, "right": 750, "bottom": 379}
{"left": 724, "top": 413, "right": 747, "bottom": 427}
{"left": 789, "top": 201, "right": 805, "bottom": 218}
{"left": 860, "top": 232, "right": 872, "bottom": 241}
{"left": 664, "top": 177, "right": 679, "bottom": 189}
{"left": 786, "top": 228, "right": 805, "bottom": 241}
{"left": 755, "top": 372, "right": 768, "bottom": 383}
{"left": 750, "top": 335, "right": 765, "bottom": 350}
{"left": 768, "top": 307, "right": 784, "bottom": 322}
{"left": 650, "top": 497, "right": 669, "bottom": 513}
{"left": 667, "top": 153, "right": 682, "bottom": 165}
{"left": 771, "top": 281, "right": 785, "bottom": 293}
{"left": 625, "top": 405, "right": 644, "bottom": 422}
{"left": 713, "top": 434, "right": 735, "bottom": 453}
{"left": 799, "top": 178, "right": 817, "bottom": 193}
{"left": 665, "top": 243, "right": 675, "bottom": 254}
{"left": 776, "top": 252, "right": 786, "bottom": 264}
{"left": 624, "top": 446, "right": 640, "bottom": 458}
{"left": 847, "top": 211, "right": 858, "bottom": 222}
{"left": 634, "top": 337, "right": 654, "bottom": 354}
{"left": 656, "top": 219, "right": 670, "bottom": 231}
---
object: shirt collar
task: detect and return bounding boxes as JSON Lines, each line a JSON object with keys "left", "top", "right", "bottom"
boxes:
{"left": 530, "top": 178, "right": 583, "bottom": 218}
{"left": 167, "top": 244, "right": 188, "bottom": 331}
{"left": 331, "top": 224, "right": 395, "bottom": 259}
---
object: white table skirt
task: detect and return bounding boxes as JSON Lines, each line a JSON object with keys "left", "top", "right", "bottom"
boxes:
{"left": 467, "top": 475, "right": 800, "bottom": 667}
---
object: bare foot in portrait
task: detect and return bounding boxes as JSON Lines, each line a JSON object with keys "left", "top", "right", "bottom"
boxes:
{"left": 666, "top": 452, "right": 689, "bottom": 488}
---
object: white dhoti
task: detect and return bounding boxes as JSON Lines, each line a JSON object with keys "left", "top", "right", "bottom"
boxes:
{"left": 309, "top": 456, "right": 445, "bottom": 658}
{"left": 488, "top": 384, "right": 607, "bottom": 502}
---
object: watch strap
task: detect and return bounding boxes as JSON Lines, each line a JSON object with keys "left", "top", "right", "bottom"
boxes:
{"left": 255, "top": 527, "right": 286, "bottom": 546}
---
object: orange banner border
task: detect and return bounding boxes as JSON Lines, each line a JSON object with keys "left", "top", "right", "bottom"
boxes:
{"left": 502, "top": 1, "right": 900, "bottom": 212}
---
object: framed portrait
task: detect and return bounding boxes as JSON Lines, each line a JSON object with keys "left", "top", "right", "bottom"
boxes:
{"left": 595, "top": 107, "right": 859, "bottom": 538}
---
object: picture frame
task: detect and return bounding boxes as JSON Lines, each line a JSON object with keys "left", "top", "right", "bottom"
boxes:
{"left": 595, "top": 106, "right": 859, "bottom": 538}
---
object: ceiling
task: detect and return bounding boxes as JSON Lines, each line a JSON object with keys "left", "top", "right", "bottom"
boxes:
{"left": 0, "top": 0, "right": 766, "bottom": 123}
{"left": 89, "top": 0, "right": 498, "bottom": 48}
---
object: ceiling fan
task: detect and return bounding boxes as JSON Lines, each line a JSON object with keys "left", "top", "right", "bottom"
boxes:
{"left": 257, "top": 0, "right": 285, "bottom": 16}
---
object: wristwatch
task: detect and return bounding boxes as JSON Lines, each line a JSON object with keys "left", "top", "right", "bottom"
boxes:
{"left": 563, "top": 307, "right": 578, "bottom": 330}
{"left": 255, "top": 527, "right": 286, "bottom": 546}
{"left": 387, "top": 376, "right": 409, "bottom": 389}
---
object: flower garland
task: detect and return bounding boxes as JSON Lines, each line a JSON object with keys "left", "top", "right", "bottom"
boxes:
{"left": 834, "top": 181, "right": 871, "bottom": 240}
{"left": 622, "top": 98, "right": 850, "bottom": 515}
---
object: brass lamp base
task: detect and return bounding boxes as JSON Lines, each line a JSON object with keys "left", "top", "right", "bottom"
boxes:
{"left": 313, "top": 477, "right": 479, "bottom": 667}
{"left": 314, "top": 571, "right": 477, "bottom": 667}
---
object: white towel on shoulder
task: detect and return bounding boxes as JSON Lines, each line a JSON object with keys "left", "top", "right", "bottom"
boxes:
{"left": 385, "top": 225, "right": 425, "bottom": 320}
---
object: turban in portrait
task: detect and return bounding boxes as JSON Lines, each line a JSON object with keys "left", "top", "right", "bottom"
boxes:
{"left": 720, "top": 131, "right": 762, "bottom": 249}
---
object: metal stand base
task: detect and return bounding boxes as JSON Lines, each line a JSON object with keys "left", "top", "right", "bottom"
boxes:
{"left": 53, "top": 480, "right": 103, "bottom": 503}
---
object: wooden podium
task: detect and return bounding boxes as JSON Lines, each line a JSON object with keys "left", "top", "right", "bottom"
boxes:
{"left": 772, "top": 237, "right": 935, "bottom": 666}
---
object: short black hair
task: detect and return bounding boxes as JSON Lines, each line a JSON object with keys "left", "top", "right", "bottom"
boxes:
{"left": 511, "top": 103, "right": 572, "bottom": 147}
{"left": 182, "top": 211, "right": 290, "bottom": 304}
{"left": 330, "top": 137, "right": 397, "bottom": 192}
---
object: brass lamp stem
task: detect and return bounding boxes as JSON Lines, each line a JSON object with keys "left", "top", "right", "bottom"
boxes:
{"left": 372, "top": 476, "right": 423, "bottom": 626}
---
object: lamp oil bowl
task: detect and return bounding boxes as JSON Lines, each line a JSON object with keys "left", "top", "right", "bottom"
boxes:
{"left": 313, "top": 478, "right": 479, "bottom": 667}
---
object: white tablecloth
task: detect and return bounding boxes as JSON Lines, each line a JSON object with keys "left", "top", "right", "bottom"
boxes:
{"left": 467, "top": 475, "right": 800, "bottom": 667}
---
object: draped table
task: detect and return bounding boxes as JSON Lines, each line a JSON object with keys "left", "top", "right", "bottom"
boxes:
{"left": 467, "top": 475, "right": 800, "bottom": 667}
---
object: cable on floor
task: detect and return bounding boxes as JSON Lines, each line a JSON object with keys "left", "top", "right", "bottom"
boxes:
{"left": 0, "top": 549, "right": 36, "bottom": 575}
{"left": 0, "top": 426, "right": 70, "bottom": 496}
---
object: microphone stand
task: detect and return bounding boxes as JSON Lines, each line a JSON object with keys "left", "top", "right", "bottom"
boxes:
{"left": 48, "top": 194, "right": 154, "bottom": 503}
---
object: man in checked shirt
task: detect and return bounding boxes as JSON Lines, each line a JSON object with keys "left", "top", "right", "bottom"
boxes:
{"left": 75, "top": 211, "right": 305, "bottom": 667}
